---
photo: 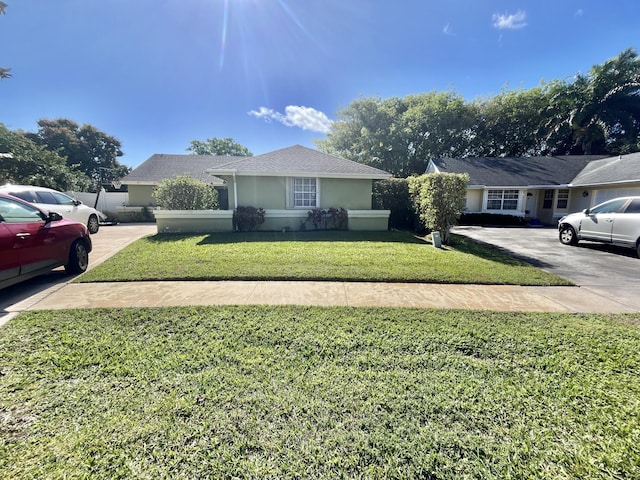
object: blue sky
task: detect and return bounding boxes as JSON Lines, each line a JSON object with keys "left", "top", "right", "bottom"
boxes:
{"left": 1, "top": 1, "right": 638, "bottom": 168}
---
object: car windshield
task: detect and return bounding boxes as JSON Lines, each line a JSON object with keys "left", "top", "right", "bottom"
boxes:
{"left": 589, "top": 199, "right": 628, "bottom": 214}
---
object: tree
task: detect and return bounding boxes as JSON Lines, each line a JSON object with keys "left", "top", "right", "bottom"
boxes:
{"left": 317, "top": 48, "right": 640, "bottom": 173}
{"left": 187, "top": 137, "right": 253, "bottom": 156}
{"left": 317, "top": 93, "right": 479, "bottom": 177}
{"left": 26, "top": 119, "right": 130, "bottom": 190}
{"left": 543, "top": 48, "right": 640, "bottom": 155}
{"left": 473, "top": 87, "right": 551, "bottom": 156}
{"left": 408, "top": 173, "right": 469, "bottom": 245}
{"left": 0, "top": 124, "right": 92, "bottom": 190}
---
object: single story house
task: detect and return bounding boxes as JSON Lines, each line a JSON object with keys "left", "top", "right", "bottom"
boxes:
{"left": 426, "top": 153, "right": 640, "bottom": 225}
{"left": 121, "top": 145, "right": 392, "bottom": 231}
{"left": 119, "top": 153, "right": 232, "bottom": 208}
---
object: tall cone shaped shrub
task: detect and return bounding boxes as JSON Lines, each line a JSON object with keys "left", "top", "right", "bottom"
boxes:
{"left": 408, "top": 173, "right": 469, "bottom": 244}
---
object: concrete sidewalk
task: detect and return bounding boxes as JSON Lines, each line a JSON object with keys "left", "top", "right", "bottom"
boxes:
{"left": 2, "top": 224, "right": 639, "bottom": 323}
{"left": 8, "top": 279, "right": 639, "bottom": 313}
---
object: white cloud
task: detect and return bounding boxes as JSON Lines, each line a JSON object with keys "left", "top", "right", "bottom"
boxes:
{"left": 492, "top": 10, "right": 527, "bottom": 30}
{"left": 575, "top": 9, "right": 584, "bottom": 17}
{"left": 249, "top": 105, "right": 333, "bottom": 133}
{"left": 443, "top": 23, "right": 454, "bottom": 36}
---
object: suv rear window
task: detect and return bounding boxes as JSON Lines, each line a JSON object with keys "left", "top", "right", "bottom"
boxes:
{"left": 34, "top": 191, "right": 59, "bottom": 204}
{"left": 7, "top": 191, "right": 37, "bottom": 202}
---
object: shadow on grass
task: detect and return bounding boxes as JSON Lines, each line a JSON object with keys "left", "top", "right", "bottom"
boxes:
{"left": 145, "top": 230, "right": 431, "bottom": 246}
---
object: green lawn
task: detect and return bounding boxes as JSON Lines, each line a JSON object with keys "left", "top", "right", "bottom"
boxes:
{"left": 79, "top": 231, "right": 571, "bottom": 285}
{"left": 1, "top": 306, "right": 638, "bottom": 479}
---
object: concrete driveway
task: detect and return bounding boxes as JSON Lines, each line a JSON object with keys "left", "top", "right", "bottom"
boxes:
{"left": 453, "top": 225, "right": 640, "bottom": 310}
{"left": 0, "top": 223, "right": 157, "bottom": 319}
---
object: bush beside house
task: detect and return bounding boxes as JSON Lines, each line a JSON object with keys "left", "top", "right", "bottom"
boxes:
{"left": 152, "top": 175, "right": 232, "bottom": 233}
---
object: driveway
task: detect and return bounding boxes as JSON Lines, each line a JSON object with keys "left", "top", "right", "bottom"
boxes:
{"left": 453, "top": 225, "right": 640, "bottom": 310}
{"left": 0, "top": 223, "right": 157, "bottom": 320}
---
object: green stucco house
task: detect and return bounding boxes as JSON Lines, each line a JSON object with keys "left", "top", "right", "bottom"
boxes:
{"left": 121, "top": 145, "right": 392, "bottom": 232}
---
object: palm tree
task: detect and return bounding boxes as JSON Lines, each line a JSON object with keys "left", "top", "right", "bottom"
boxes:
{"left": 543, "top": 48, "right": 640, "bottom": 155}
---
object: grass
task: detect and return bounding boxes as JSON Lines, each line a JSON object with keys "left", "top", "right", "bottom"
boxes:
{"left": 1, "top": 306, "right": 638, "bottom": 479}
{"left": 79, "top": 231, "right": 571, "bottom": 285}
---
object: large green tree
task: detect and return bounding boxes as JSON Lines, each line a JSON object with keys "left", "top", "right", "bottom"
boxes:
{"left": 0, "top": 124, "right": 92, "bottom": 190}
{"left": 317, "top": 48, "right": 640, "bottom": 175}
{"left": 26, "top": 119, "right": 129, "bottom": 189}
{"left": 316, "top": 93, "right": 477, "bottom": 177}
{"left": 474, "top": 87, "right": 552, "bottom": 157}
{"left": 187, "top": 137, "right": 252, "bottom": 156}
{"left": 544, "top": 48, "right": 640, "bottom": 155}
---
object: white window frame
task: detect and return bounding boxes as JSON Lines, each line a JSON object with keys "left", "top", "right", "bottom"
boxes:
{"left": 485, "top": 189, "right": 520, "bottom": 211}
{"left": 556, "top": 189, "right": 569, "bottom": 210}
{"left": 287, "top": 177, "right": 320, "bottom": 209}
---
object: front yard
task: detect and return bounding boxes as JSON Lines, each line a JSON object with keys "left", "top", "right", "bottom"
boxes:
{"left": 79, "top": 231, "right": 571, "bottom": 285}
{"left": 1, "top": 306, "right": 638, "bottom": 479}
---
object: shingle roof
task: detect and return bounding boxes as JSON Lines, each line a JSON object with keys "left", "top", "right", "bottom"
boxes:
{"left": 570, "top": 153, "right": 640, "bottom": 186}
{"left": 121, "top": 154, "right": 236, "bottom": 185}
{"left": 208, "top": 145, "right": 392, "bottom": 179}
{"left": 431, "top": 156, "right": 607, "bottom": 187}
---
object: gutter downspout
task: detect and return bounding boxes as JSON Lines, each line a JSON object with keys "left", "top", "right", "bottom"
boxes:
{"left": 232, "top": 171, "right": 238, "bottom": 210}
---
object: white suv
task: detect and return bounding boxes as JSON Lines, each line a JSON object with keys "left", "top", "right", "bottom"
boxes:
{"left": 558, "top": 196, "right": 640, "bottom": 257}
{"left": 0, "top": 184, "right": 105, "bottom": 234}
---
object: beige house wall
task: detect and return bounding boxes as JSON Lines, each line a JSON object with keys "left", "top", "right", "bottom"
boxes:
{"left": 128, "top": 185, "right": 156, "bottom": 206}
{"left": 463, "top": 189, "right": 483, "bottom": 212}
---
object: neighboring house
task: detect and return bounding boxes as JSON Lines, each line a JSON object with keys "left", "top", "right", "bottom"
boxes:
{"left": 426, "top": 154, "right": 640, "bottom": 225}
{"left": 122, "top": 145, "right": 392, "bottom": 231}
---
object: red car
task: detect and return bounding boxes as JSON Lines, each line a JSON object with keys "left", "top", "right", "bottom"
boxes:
{"left": 0, "top": 192, "right": 92, "bottom": 289}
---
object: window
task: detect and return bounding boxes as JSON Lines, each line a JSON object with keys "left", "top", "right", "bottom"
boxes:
{"left": 486, "top": 189, "right": 519, "bottom": 211}
{"left": 292, "top": 178, "right": 317, "bottom": 208}
{"left": 543, "top": 189, "right": 553, "bottom": 209}
{"left": 0, "top": 197, "right": 44, "bottom": 223}
{"left": 624, "top": 199, "right": 640, "bottom": 213}
{"left": 556, "top": 189, "right": 569, "bottom": 209}
{"left": 590, "top": 198, "right": 628, "bottom": 214}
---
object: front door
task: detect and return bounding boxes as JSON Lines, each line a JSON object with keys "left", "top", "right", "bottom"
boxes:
{"left": 525, "top": 191, "right": 537, "bottom": 217}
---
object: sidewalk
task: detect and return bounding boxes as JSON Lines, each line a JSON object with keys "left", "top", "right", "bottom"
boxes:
{"left": 2, "top": 224, "right": 638, "bottom": 326}
{"left": 9, "top": 279, "right": 638, "bottom": 314}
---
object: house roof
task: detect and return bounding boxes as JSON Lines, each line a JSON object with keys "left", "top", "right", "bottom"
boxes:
{"left": 430, "top": 155, "right": 608, "bottom": 187}
{"left": 121, "top": 154, "right": 237, "bottom": 185}
{"left": 570, "top": 153, "right": 640, "bottom": 187}
{"left": 207, "top": 145, "right": 392, "bottom": 179}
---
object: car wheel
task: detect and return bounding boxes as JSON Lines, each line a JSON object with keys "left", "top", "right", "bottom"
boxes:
{"left": 559, "top": 225, "right": 578, "bottom": 245}
{"left": 87, "top": 214, "right": 99, "bottom": 234}
{"left": 637, "top": 241, "right": 640, "bottom": 259}
{"left": 65, "top": 239, "right": 89, "bottom": 274}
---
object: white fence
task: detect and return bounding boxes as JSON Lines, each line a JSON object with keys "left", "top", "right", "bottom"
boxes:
{"left": 68, "top": 190, "right": 129, "bottom": 218}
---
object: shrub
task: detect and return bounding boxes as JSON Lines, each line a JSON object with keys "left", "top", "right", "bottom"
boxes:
{"left": 372, "top": 178, "right": 417, "bottom": 230}
{"left": 233, "top": 206, "right": 265, "bottom": 231}
{"left": 306, "top": 207, "right": 348, "bottom": 230}
{"left": 152, "top": 175, "right": 219, "bottom": 210}
{"left": 408, "top": 173, "right": 469, "bottom": 244}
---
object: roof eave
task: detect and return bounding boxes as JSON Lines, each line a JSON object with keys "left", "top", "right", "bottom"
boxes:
{"left": 208, "top": 170, "right": 391, "bottom": 180}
